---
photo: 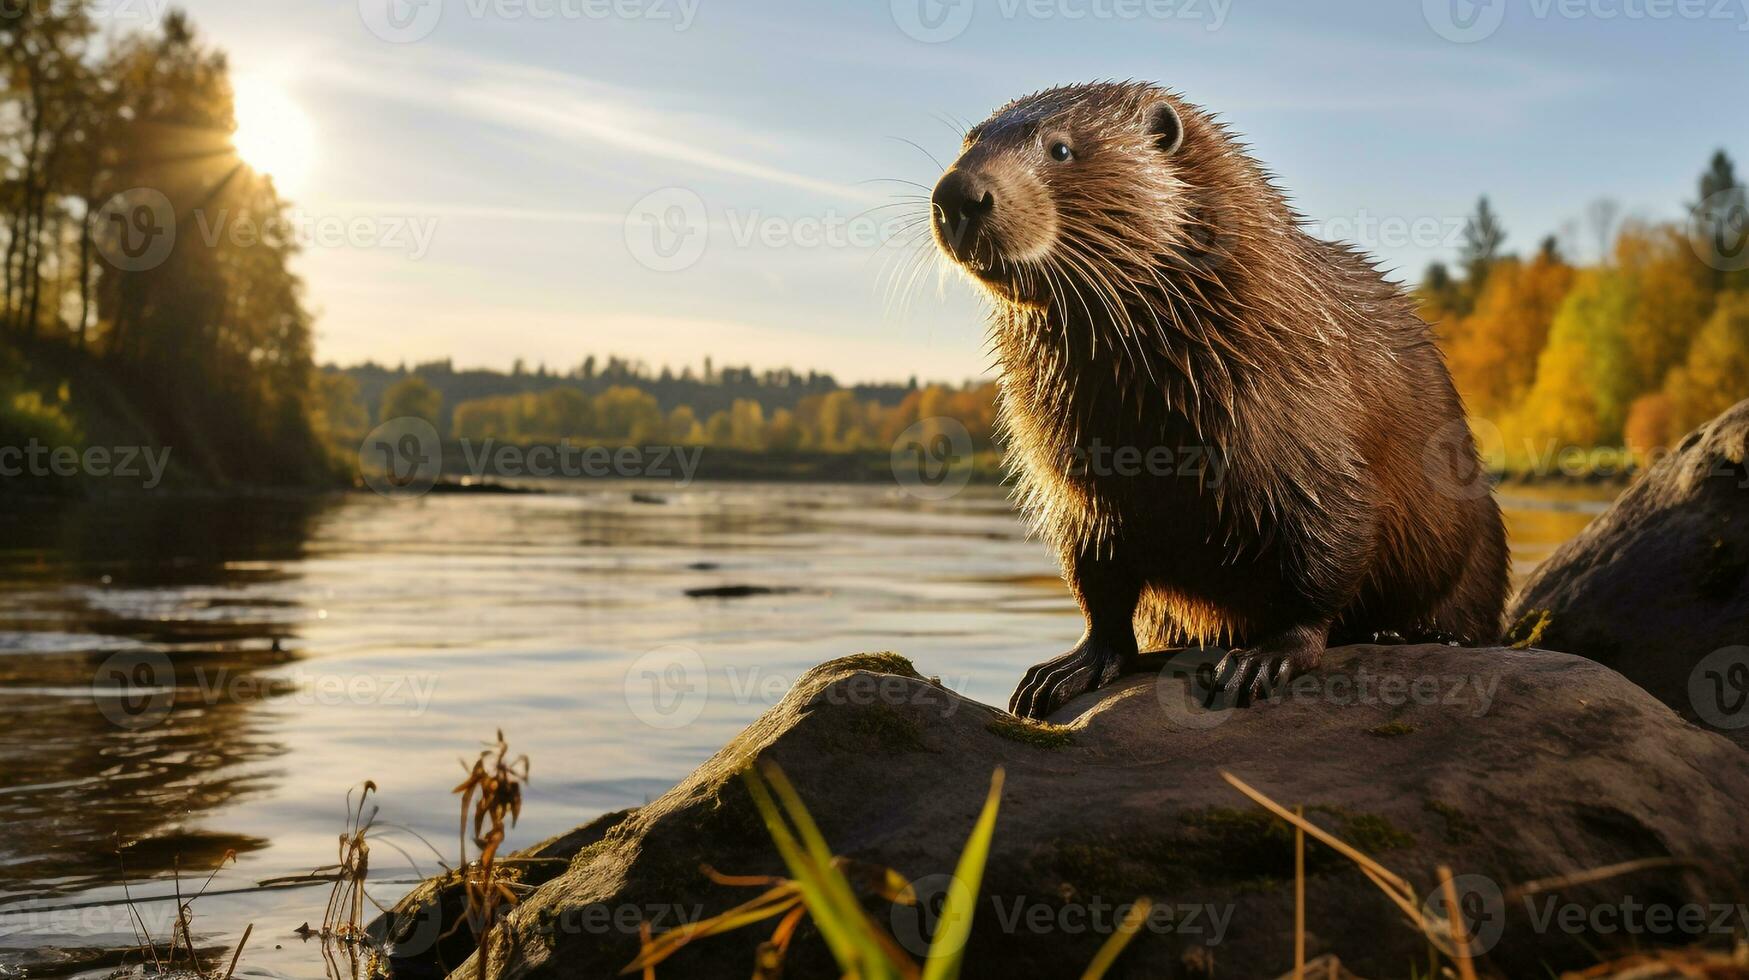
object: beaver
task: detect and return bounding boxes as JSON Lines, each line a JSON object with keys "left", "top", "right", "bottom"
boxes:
{"left": 926, "top": 81, "right": 1508, "bottom": 719}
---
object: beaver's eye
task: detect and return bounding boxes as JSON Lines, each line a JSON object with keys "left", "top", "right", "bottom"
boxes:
{"left": 1049, "top": 141, "right": 1073, "bottom": 162}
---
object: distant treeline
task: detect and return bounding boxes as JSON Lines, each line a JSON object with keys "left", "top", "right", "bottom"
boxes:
{"left": 333, "top": 355, "right": 934, "bottom": 432}
{"left": 1419, "top": 151, "right": 1748, "bottom": 467}
{"left": 1, "top": 7, "right": 338, "bottom": 492}
{"left": 325, "top": 358, "right": 1000, "bottom": 455}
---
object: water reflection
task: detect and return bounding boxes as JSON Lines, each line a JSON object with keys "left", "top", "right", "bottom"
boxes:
{"left": 0, "top": 496, "right": 331, "bottom": 900}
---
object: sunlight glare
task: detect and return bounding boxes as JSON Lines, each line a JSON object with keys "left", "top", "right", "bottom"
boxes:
{"left": 231, "top": 75, "right": 316, "bottom": 193}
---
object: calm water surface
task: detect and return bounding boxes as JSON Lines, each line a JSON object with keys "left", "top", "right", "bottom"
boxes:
{"left": 0, "top": 481, "right": 1614, "bottom": 977}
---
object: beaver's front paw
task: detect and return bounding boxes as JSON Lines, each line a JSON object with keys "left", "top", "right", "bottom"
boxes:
{"left": 1009, "top": 640, "right": 1129, "bottom": 720}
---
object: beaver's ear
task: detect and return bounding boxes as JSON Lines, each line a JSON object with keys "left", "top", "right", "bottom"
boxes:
{"left": 1147, "top": 101, "right": 1183, "bottom": 155}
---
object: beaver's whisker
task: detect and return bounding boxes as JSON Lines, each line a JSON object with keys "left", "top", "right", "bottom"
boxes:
{"left": 885, "top": 136, "right": 947, "bottom": 172}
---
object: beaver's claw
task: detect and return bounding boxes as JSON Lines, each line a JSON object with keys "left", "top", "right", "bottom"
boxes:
{"left": 1010, "top": 640, "right": 1128, "bottom": 720}
{"left": 1201, "top": 636, "right": 1324, "bottom": 709}
{"left": 1201, "top": 649, "right": 1297, "bottom": 708}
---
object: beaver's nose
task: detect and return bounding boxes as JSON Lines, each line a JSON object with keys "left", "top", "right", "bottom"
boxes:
{"left": 931, "top": 169, "right": 995, "bottom": 253}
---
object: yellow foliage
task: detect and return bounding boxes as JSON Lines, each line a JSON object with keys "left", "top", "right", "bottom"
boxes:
{"left": 1506, "top": 270, "right": 1634, "bottom": 449}
{"left": 1613, "top": 223, "right": 1714, "bottom": 391}
{"left": 1442, "top": 254, "right": 1574, "bottom": 415}
{"left": 1663, "top": 291, "right": 1749, "bottom": 436}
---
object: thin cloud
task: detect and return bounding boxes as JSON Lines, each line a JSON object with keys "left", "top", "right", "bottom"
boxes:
{"left": 319, "top": 201, "right": 625, "bottom": 224}
{"left": 316, "top": 49, "right": 879, "bottom": 204}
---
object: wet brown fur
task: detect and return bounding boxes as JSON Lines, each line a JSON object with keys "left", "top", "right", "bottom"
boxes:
{"left": 929, "top": 82, "right": 1508, "bottom": 715}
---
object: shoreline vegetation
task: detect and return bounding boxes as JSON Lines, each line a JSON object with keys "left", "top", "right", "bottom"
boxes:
{"left": 2, "top": 10, "right": 339, "bottom": 496}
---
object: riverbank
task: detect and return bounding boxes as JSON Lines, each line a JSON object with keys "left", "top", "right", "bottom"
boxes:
{"left": 1, "top": 337, "right": 345, "bottom": 497}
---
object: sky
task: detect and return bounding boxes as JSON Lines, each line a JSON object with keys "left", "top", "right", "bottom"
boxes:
{"left": 106, "top": 0, "right": 1749, "bottom": 383}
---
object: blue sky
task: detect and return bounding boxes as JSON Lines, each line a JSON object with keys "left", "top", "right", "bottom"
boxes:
{"left": 152, "top": 0, "right": 1747, "bottom": 382}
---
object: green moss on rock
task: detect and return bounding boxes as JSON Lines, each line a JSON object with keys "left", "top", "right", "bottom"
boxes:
{"left": 818, "top": 652, "right": 920, "bottom": 678}
{"left": 1507, "top": 609, "right": 1553, "bottom": 649}
{"left": 986, "top": 716, "right": 1075, "bottom": 748}
{"left": 1338, "top": 811, "right": 1415, "bottom": 853}
{"left": 819, "top": 702, "right": 932, "bottom": 754}
{"left": 1422, "top": 799, "right": 1476, "bottom": 845}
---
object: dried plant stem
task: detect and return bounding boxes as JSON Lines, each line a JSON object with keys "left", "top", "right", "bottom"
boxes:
{"left": 1438, "top": 865, "right": 1477, "bottom": 980}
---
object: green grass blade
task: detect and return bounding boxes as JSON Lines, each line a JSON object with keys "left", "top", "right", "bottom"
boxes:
{"left": 741, "top": 766, "right": 866, "bottom": 969}
{"left": 919, "top": 768, "right": 1005, "bottom": 980}
{"left": 744, "top": 764, "right": 907, "bottom": 978}
{"left": 1079, "top": 896, "right": 1151, "bottom": 980}
{"left": 761, "top": 763, "right": 888, "bottom": 950}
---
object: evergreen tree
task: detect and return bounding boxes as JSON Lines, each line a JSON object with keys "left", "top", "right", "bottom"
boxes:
{"left": 1690, "top": 150, "right": 1747, "bottom": 287}
{"left": 1460, "top": 196, "right": 1507, "bottom": 286}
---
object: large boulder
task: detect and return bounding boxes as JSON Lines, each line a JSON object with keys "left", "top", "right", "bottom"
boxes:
{"left": 1509, "top": 399, "right": 1749, "bottom": 746}
{"left": 381, "top": 648, "right": 1749, "bottom": 980}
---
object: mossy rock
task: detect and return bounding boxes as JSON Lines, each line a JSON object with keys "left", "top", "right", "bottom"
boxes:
{"left": 387, "top": 645, "right": 1749, "bottom": 980}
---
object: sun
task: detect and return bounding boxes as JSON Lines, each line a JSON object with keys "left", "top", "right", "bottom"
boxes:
{"left": 231, "top": 75, "right": 317, "bottom": 193}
